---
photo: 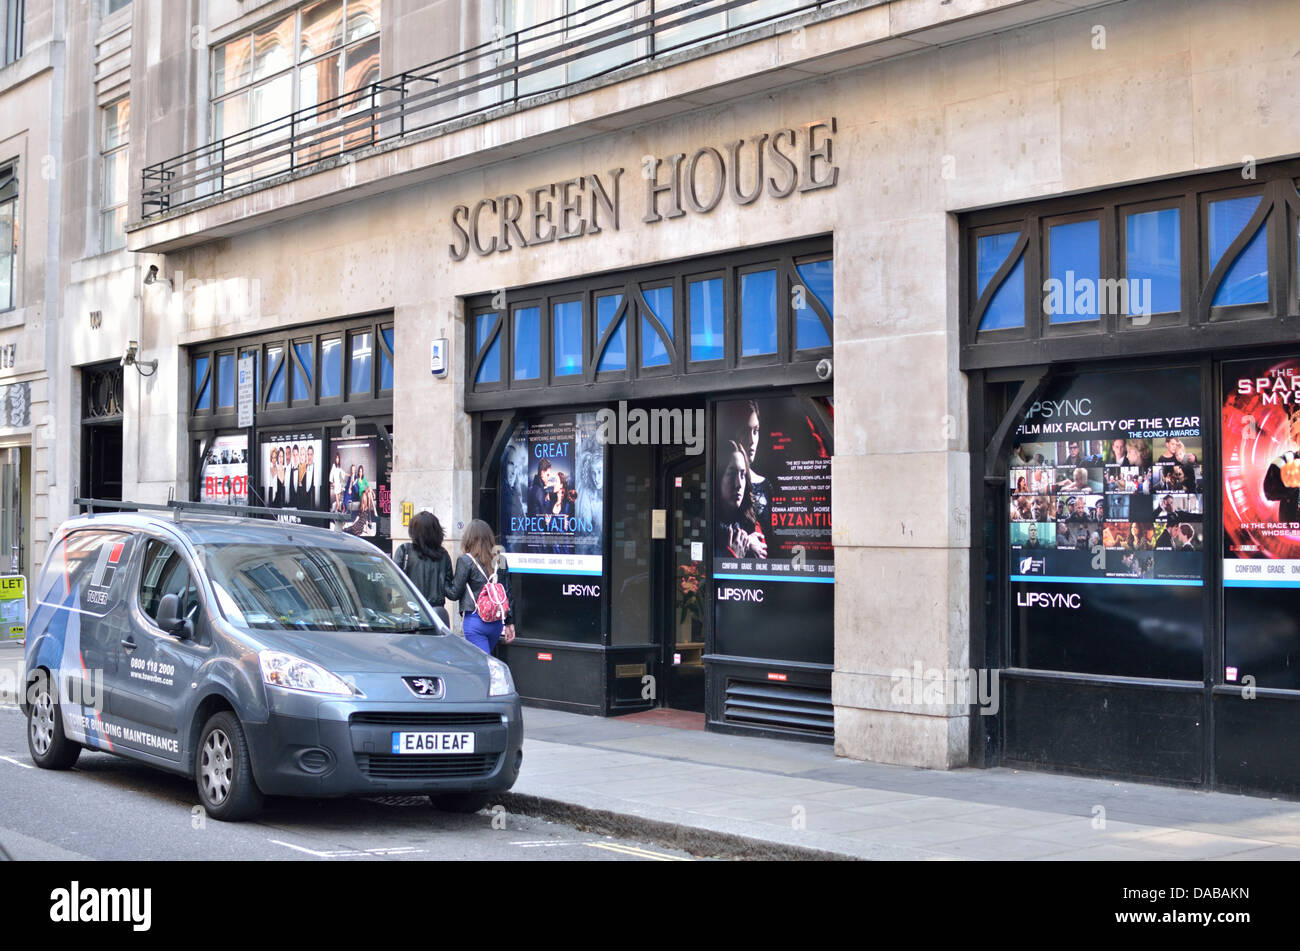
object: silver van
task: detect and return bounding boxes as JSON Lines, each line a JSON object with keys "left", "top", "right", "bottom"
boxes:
{"left": 21, "top": 508, "right": 523, "bottom": 820}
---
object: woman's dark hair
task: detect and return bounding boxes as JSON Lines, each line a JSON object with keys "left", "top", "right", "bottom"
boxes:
{"left": 462, "top": 519, "right": 498, "bottom": 574}
{"left": 719, "top": 439, "right": 757, "bottom": 531}
{"left": 410, "top": 511, "right": 445, "bottom": 560}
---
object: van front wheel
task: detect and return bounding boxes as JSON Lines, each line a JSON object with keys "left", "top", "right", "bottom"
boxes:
{"left": 196, "top": 712, "right": 263, "bottom": 821}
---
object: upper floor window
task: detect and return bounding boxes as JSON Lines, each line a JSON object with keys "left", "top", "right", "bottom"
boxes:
{"left": 104, "top": 0, "right": 131, "bottom": 14}
{"left": 210, "top": 0, "right": 381, "bottom": 183}
{"left": 0, "top": 162, "right": 15, "bottom": 311}
{"left": 101, "top": 99, "right": 130, "bottom": 253}
{"left": 3, "top": 0, "right": 23, "bottom": 65}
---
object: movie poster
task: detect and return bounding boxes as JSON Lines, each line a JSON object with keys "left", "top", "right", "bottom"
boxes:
{"left": 1007, "top": 368, "right": 1204, "bottom": 680}
{"left": 259, "top": 432, "right": 323, "bottom": 519}
{"left": 497, "top": 413, "right": 604, "bottom": 643}
{"left": 328, "top": 435, "right": 383, "bottom": 539}
{"left": 498, "top": 413, "right": 603, "bottom": 576}
{"left": 199, "top": 434, "right": 248, "bottom": 505}
{"left": 713, "top": 397, "right": 834, "bottom": 580}
{"left": 1223, "top": 357, "right": 1300, "bottom": 581}
{"left": 712, "top": 396, "right": 834, "bottom": 666}
{"left": 1222, "top": 356, "right": 1300, "bottom": 688}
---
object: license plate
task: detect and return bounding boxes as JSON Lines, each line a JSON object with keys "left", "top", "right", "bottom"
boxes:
{"left": 391, "top": 731, "right": 475, "bottom": 754}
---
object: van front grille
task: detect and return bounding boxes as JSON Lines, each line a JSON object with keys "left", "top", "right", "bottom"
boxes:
{"left": 357, "top": 753, "right": 499, "bottom": 780}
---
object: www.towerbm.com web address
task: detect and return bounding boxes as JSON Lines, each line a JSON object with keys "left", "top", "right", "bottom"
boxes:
{"left": 1115, "top": 911, "right": 1250, "bottom": 925}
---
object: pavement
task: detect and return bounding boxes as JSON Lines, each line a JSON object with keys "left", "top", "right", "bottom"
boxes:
{"left": 506, "top": 707, "right": 1300, "bottom": 860}
{"left": 8, "top": 643, "right": 1300, "bottom": 860}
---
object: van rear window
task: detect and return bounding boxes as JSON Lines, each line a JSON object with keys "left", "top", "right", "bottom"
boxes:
{"left": 35, "top": 530, "right": 136, "bottom": 617}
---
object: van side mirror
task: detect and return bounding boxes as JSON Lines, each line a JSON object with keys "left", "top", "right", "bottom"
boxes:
{"left": 156, "top": 593, "right": 194, "bottom": 640}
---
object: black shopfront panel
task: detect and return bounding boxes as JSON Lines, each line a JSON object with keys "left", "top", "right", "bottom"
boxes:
{"left": 1001, "top": 365, "right": 1209, "bottom": 782}
{"left": 1214, "top": 354, "right": 1300, "bottom": 795}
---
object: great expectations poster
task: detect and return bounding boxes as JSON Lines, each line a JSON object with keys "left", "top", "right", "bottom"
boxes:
{"left": 499, "top": 413, "right": 603, "bottom": 576}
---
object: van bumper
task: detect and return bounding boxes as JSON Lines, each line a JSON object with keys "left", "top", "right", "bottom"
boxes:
{"left": 243, "top": 694, "right": 524, "bottom": 798}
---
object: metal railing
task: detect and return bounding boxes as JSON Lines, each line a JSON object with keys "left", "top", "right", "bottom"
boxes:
{"left": 139, "top": 0, "right": 842, "bottom": 220}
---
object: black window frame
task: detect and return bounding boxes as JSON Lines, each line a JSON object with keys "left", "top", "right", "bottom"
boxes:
{"left": 187, "top": 312, "right": 395, "bottom": 433}
{"left": 961, "top": 160, "right": 1300, "bottom": 372}
{"left": 466, "top": 238, "right": 833, "bottom": 412}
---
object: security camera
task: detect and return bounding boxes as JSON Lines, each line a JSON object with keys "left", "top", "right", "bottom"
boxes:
{"left": 142, "top": 264, "right": 172, "bottom": 289}
{"left": 815, "top": 358, "right": 833, "bottom": 381}
{"left": 121, "top": 340, "right": 158, "bottom": 376}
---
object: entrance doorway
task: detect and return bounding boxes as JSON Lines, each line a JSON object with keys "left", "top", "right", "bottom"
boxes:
{"left": 660, "top": 451, "right": 707, "bottom": 712}
{"left": 81, "top": 362, "right": 125, "bottom": 508}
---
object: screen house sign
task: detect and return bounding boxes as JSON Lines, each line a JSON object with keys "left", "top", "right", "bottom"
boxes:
{"left": 447, "top": 118, "right": 839, "bottom": 260}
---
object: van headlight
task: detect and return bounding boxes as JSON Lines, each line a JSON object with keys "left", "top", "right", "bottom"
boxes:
{"left": 487, "top": 656, "right": 514, "bottom": 697}
{"left": 260, "top": 651, "right": 356, "bottom": 696}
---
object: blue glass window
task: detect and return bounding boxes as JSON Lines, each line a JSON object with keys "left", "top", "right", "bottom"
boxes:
{"left": 977, "top": 232, "right": 1019, "bottom": 297}
{"left": 641, "top": 285, "right": 673, "bottom": 368}
{"left": 794, "top": 260, "right": 833, "bottom": 350}
{"left": 216, "top": 353, "right": 235, "bottom": 408}
{"left": 266, "top": 346, "right": 286, "bottom": 403}
{"left": 976, "top": 231, "right": 1025, "bottom": 331}
{"left": 350, "top": 332, "right": 372, "bottom": 396}
{"left": 292, "top": 341, "right": 313, "bottom": 401}
{"left": 740, "top": 269, "right": 777, "bottom": 356}
{"left": 513, "top": 306, "right": 540, "bottom": 381}
{"left": 1209, "top": 196, "right": 1268, "bottom": 306}
{"left": 1125, "top": 208, "right": 1181, "bottom": 314}
{"left": 553, "top": 301, "right": 582, "bottom": 377}
{"left": 320, "top": 337, "right": 342, "bottom": 399}
{"left": 596, "top": 294, "right": 626, "bottom": 372}
{"left": 1047, "top": 219, "right": 1101, "bottom": 323}
{"left": 979, "top": 255, "right": 1025, "bottom": 331}
{"left": 688, "top": 278, "right": 724, "bottom": 362}
{"left": 239, "top": 349, "right": 259, "bottom": 405}
{"left": 379, "top": 327, "right": 394, "bottom": 391}
{"left": 475, "top": 313, "right": 501, "bottom": 384}
{"left": 194, "top": 355, "right": 211, "bottom": 410}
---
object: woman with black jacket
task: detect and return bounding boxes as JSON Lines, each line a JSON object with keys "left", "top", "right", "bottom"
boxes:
{"left": 393, "top": 511, "right": 454, "bottom": 627}
{"left": 446, "top": 519, "right": 516, "bottom": 653}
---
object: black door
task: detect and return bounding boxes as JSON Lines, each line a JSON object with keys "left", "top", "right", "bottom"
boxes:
{"left": 659, "top": 453, "right": 708, "bottom": 712}
{"left": 82, "top": 423, "right": 124, "bottom": 503}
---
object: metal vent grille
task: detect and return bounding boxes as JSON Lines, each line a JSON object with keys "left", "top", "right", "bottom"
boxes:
{"left": 723, "top": 680, "right": 834, "bottom": 737}
{"left": 356, "top": 753, "right": 500, "bottom": 780}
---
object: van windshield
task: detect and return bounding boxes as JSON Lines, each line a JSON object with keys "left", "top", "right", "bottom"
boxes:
{"left": 195, "top": 542, "right": 443, "bottom": 634}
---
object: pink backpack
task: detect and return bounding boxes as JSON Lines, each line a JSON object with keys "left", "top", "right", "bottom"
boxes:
{"left": 470, "top": 556, "right": 509, "bottom": 623}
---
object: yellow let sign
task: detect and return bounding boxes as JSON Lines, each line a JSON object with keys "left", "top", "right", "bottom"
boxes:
{"left": 0, "top": 574, "right": 25, "bottom": 639}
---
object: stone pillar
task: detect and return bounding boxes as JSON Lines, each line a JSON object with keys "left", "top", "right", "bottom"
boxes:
{"left": 830, "top": 212, "right": 971, "bottom": 769}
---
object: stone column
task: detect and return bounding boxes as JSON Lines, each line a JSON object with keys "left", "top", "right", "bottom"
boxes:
{"left": 831, "top": 212, "right": 971, "bottom": 769}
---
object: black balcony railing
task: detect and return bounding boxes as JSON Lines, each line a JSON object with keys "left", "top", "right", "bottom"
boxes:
{"left": 139, "top": 0, "right": 844, "bottom": 220}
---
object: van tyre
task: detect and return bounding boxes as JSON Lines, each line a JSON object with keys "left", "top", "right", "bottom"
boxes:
{"left": 26, "top": 670, "right": 80, "bottom": 770}
{"left": 196, "top": 712, "right": 263, "bottom": 821}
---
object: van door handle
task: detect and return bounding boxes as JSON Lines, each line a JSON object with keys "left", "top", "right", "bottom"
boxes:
{"left": 120, "top": 637, "right": 136, "bottom": 651}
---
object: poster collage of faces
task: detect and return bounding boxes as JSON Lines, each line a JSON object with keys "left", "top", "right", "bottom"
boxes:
{"left": 1010, "top": 435, "right": 1205, "bottom": 580}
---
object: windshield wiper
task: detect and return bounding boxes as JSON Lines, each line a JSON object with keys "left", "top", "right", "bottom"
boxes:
{"left": 392, "top": 624, "right": 448, "bottom": 635}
